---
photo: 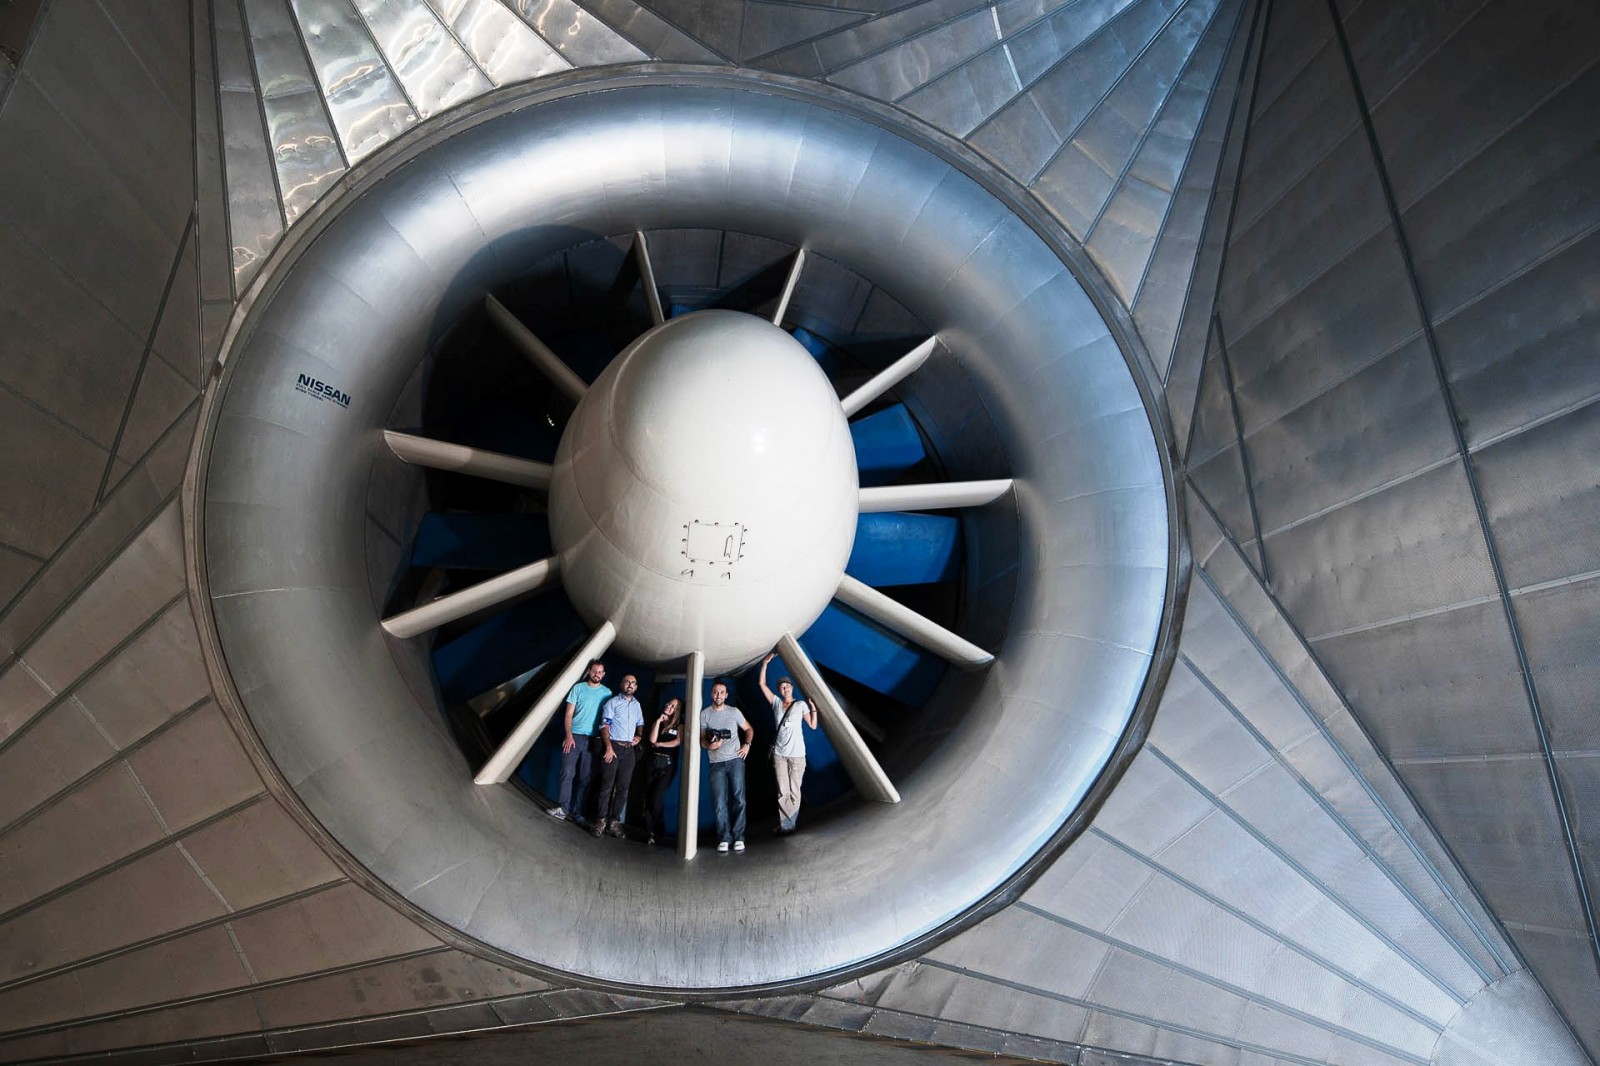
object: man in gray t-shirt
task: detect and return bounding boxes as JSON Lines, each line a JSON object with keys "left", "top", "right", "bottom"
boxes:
{"left": 701, "top": 682, "right": 753, "bottom": 852}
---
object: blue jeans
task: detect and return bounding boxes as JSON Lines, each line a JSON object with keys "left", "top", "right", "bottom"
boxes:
{"left": 709, "top": 758, "right": 747, "bottom": 844}
{"left": 558, "top": 735, "right": 600, "bottom": 819}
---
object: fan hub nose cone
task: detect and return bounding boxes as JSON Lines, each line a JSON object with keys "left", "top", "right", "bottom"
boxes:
{"left": 548, "top": 310, "right": 859, "bottom": 672}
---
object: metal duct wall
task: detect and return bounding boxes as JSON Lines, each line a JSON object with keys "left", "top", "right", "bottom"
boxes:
{"left": 1180, "top": 0, "right": 1600, "bottom": 1055}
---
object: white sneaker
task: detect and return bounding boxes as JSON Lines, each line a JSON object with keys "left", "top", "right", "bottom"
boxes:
{"left": 733, "top": 840, "right": 746, "bottom": 853}
{"left": 717, "top": 841, "right": 730, "bottom": 853}
{"left": 548, "top": 807, "right": 567, "bottom": 821}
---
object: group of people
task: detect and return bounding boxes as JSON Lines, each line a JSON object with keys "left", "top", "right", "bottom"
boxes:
{"left": 547, "top": 654, "right": 818, "bottom": 853}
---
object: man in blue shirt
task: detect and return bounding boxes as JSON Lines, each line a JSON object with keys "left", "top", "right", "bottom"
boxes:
{"left": 552, "top": 660, "right": 610, "bottom": 825}
{"left": 592, "top": 674, "right": 645, "bottom": 838}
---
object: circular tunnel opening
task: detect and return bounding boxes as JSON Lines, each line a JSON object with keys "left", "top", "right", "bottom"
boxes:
{"left": 199, "top": 73, "right": 1175, "bottom": 991}
{"left": 373, "top": 230, "right": 1014, "bottom": 845}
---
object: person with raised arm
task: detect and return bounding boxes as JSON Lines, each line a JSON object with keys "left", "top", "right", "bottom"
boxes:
{"left": 760, "top": 652, "right": 818, "bottom": 835}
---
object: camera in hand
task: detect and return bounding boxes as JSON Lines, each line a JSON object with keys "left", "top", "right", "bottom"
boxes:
{"left": 706, "top": 728, "right": 733, "bottom": 742}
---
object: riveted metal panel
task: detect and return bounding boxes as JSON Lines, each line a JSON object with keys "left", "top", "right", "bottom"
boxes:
{"left": 1313, "top": 600, "right": 1535, "bottom": 760}
{"left": 1267, "top": 460, "right": 1495, "bottom": 640}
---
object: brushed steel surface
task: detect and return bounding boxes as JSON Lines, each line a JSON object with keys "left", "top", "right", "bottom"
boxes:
{"left": 353, "top": 0, "right": 494, "bottom": 118}
{"left": 242, "top": 0, "right": 347, "bottom": 225}
{"left": 290, "top": 0, "right": 418, "bottom": 161}
{"left": 505, "top": 0, "right": 648, "bottom": 66}
{"left": 425, "top": 0, "right": 570, "bottom": 85}
{"left": 215, "top": 0, "right": 287, "bottom": 292}
{"left": 828, "top": 5, "right": 1000, "bottom": 102}
{"left": 198, "top": 77, "right": 1172, "bottom": 990}
{"left": 1087, "top": 0, "right": 1242, "bottom": 304}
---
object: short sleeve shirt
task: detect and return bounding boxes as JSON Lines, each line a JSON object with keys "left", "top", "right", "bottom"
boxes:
{"left": 772, "top": 696, "right": 809, "bottom": 758}
{"left": 601, "top": 694, "right": 644, "bottom": 744}
{"left": 702, "top": 705, "right": 749, "bottom": 764}
{"left": 565, "top": 682, "right": 611, "bottom": 736}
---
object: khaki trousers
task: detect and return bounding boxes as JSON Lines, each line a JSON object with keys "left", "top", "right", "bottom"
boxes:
{"left": 774, "top": 755, "right": 806, "bottom": 830}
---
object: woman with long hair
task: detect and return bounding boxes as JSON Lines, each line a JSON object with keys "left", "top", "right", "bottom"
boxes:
{"left": 643, "top": 697, "right": 683, "bottom": 845}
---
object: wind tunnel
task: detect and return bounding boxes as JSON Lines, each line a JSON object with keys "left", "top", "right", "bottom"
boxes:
{"left": 195, "top": 73, "right": 1180, "bottom": 992}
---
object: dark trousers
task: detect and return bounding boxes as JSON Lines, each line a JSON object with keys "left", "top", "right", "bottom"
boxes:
{"left": 558, "top": 735, "right": 600, "bottom": 818}
{"left": 709, "top": 758, "right": 747, "bottom": 844}
{"left": 643, "top": 755, "right": 678, "bottom": 838}
{"left": 596, "top": 743, "right": 638, "bottom": 822}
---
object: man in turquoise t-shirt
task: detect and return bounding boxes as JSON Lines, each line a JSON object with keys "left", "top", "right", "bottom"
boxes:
{"left": 551, "top": 660, "right": 611, "bottom": 825}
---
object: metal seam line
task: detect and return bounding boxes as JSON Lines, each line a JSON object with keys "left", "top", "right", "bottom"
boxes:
{"left": 285, "top": 0, "right": 350, "bottom": 169}
{"left": 95, "top": 211, "right": 198, "bottom": 504}
{"left": 916, "top": 958, "right": 1347, "bottom": 1066}
{"left": 1010, "top": 900, "right": 1441, "bottom": 1053}
{"left": 0, "top": 793, "right": 270, "bottom": 928}
{"left": 1178, "top": 318, "right": 1216, "bottom": 462}
{"left": 1323, "top": 0, "right": 1600, "bottom": 985}
{"left": 1226, "top": 109, "right": 1361, "bottom": 238}
{"left": 1178, "top": 648, "right": 1495, "bottom": 986}
{"left": 1023, "top": 0, "right": 1207, "bottom": 187}
{"left": 965, "top": 0, "right": 1152, "bottom": 142}
{"left": 1087, "top": 826, "right": 1451, "bottom": 1029}
{"left": 0, "top": 394, "right": 196, "bottom": 636}
{"left": 1083, "top": 0, "right": 1246, "bottom": 243}
{"left": 801, "top": 991, "right": 1200, "bottom": 1066}
{"left": 1157, "top": 0, "right": 1270, "bottom": 386}
{"left": 94, "top": 0, "right": 188, "bottom": 119}
{"left": 1146, "top": 744, "right": 1470, "bottom": 1003}
{"left": 1168, "top": 0, "right": 1274, "bottom": 460}
{"left": 735, "top": 6, "right": 863, "bottom": 66}
{"left": 1184, "top": 502, "right": 1517, "bottom": 973}
{"left": 1212, "top": 314, "right": 1270, "bottom": 584}
{"left": 776, "top": 995, "right": 1088, "bottom": 1059}
{"left": 1128, "top": 0, "right": 1262, "bottom": 312}
{"left": 1183, "top": 0, "right": 1272, "bottom": 355}
{"left": 796, "top": 0, "right": 993, "bottom": 82}
{"left": 6, "top": 695, "right": 212, "bottom": 837}
{"left": 236, "top": 0, "right": 290, "bottom": 231}
{"left": 1186, "top": 320, "right": 1425, "bottom": 469}
{"left": 351, "top": 0, "right": 428, "bottom": 116}
{"left": 630, "top": 1, "right": 736, "bottom": 64}
{"left": 0, "top": 542, "right": 47, "bottom": 564}
{"left": 209, "top": 0, "right": 240, "bottom": 304}
{"left": 0, "top": 879, "right": 348, "bottom": 996}
{"left": 0, "top": 944, "right": 456, "bottom": 1040}
{"left": 0, "top": 588, "right": 190, "bottom": 762}
{"left": 1223, "top": 215, "right": 1394, "bottom": 343}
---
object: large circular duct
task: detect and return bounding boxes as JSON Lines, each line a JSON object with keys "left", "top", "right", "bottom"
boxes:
{"left": 195, "top": 71, "right": 1180, "bottom": 992}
